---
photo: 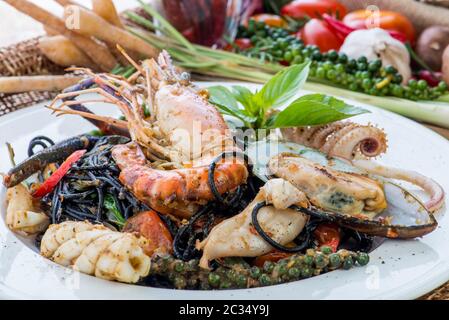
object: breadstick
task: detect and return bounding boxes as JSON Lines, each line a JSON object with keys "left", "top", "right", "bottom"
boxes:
{"left": 54, "top": 0, "right": 85, "bottom": 7}
{"left": 92, "top": 0, "right": 124, "bottom": 28}
{"left": 4, "top": 0, "right": 117, "bottom": 71}
{"left": 91, "top": 0, "right": 137, "bottom": 65}
{"left": 38, "top": 35, "right": 97, "bottom": 69}
{"left": 64, "top": 5, "right": 159, "bottom": 59}
{"left": 0, "top": 76, "right": 84, "bottom": 93}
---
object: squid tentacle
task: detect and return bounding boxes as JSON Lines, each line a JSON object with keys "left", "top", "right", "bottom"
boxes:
{"left": 281, "top": 121, "right": 388, "bottom": 160}
{"left": 352, "top": 159, "right": 445, "bottom": 213}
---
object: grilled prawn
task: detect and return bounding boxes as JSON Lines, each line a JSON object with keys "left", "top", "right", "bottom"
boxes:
{"left": 49, "top": 51, "right": 248, "bottom": 218}
{"left": 41, "top": 221, "right": 151, "bottom": 283}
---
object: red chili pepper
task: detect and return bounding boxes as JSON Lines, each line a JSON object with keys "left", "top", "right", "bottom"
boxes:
{"left": 314, "top": 223, "right": 341, "bottom": 252}
{"left": 322, "top": 13, "right": 354, "bottom": 41}
{"left": 33, "top": 149, "right": 87, "bottom": 198}
{"left": 322, "top": 14, "right": 408, "bottom": 44}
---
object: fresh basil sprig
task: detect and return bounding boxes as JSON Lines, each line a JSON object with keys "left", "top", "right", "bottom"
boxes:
{"left": 208, "top": 62, "right": 369, "bottom": 131}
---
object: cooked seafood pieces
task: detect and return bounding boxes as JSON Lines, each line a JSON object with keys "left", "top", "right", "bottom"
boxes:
{"left": 49, "top": 51, "right": 248, "bottom": 219}
{"left": 264, "top": 150, "right": 438, "bottom": 238}
{"left": 281, "top": 121, "right": 388, "bottom": 160}
{"left": 6, "top": 184, "right": 49, "bottom": 235}
{"left": 2, "top": 49, "right": 445, "bottom": 289}
{"left": 280, "top": 125, "right": 444, "bottom": 213}
{"left": 269, "top": 153, "right": 387, "bottom": 219}
{"left": 197, "top": 179, "right": 309, "bottom": 269}
{"left": 41, "top": 221, "right": 150, "bottom": 283}
{"left": 112, "top": 142, "right": 247, "bottom": 219}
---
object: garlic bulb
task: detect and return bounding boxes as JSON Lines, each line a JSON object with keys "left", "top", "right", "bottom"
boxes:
{"left": 340, "top": 28, "right": 411, "bottom": 84}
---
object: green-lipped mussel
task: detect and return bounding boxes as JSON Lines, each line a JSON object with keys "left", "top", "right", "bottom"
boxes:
{"left": 247, "top": 139, "right": 438, "bottom": 239}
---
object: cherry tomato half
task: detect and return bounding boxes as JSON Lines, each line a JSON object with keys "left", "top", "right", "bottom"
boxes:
{"left": 314, "top": 223, "right": 341, "bottom": 252}
{"left": 123, "top": 210, "right": 173, "bottom": 256}
{"left": 281, "top": 0, "right": 347, "bottom": 20}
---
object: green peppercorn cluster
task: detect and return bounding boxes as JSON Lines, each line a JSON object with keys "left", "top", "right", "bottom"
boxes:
{"left": 237, "top": 20, "right": 448, "bottom": 101}
{"left": 148, "top": 246, "right": 370, "bottom": 290}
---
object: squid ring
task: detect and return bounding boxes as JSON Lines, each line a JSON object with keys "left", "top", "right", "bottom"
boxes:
{"left": 28, "top": 136, "right": 55, "bottom": 157}
{"left": 251, "top": 202, "right": 315, "bottom": 253}
{"left": 208, "top": 151, "right": 250, "bottom": 205}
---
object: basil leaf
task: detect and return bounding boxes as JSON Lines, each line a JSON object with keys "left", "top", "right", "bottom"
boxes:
{"left": 231, "top": 85, "right": 257, "bottom": 115}
{"left": 253, "top": 62, "right": 310, "bottom": 110}
{"left": 294, "top": 94, "right": 370, "bottom": 114}
{"left": 268, "top": 94, "right": 369, "bottom": 128}
{"left": 208, "top": 85, "right": 257, "bottom": 125}
{"left": 208, "top": 86, "right": 240, "bottom": 111}
{"left": 104, "top": 194, "right": 125, "bottom": 227}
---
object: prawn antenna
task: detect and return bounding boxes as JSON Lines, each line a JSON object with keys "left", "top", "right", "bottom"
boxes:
{"left": 116, "top": 44, "right": 143, "bottom": 74}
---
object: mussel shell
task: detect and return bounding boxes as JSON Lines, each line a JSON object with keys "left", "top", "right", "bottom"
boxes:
{"left": 247, "top": 139, "right": 438, "bottom": 239}
{"left": 306, "top": 182, "right": 437, "bottom": 239}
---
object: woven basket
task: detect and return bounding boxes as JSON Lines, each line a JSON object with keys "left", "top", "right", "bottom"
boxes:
{"left": 0, "top": 8, "right": 149, "bottom": 116}
{"left": 0, "top": 37, "right": 63, "bottom": 115}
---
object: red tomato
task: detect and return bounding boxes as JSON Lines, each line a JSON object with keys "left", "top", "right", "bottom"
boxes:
{"left": 298, "top": 19, "right": 344, "bottom": 52}
{"left": 253, "top": 251, "right": 292, "bottom": 267}
{"left": 343, "top": 10, "right": 415, "bottom": 43}
{"left": 250, "top": 14, "right": 287, "bottom": 28}
{"left": 123, "top": 211, "right": 173, "bottom": 256}
{"left": 281, "top": 0, "right": 347, "bottom": 20}
{"left": 314, "top": 223, "right": 341, "bottom": 252}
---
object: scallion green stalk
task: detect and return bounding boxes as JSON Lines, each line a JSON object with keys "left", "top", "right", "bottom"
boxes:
{"left": 304, "top": 82, "right": 449, "bottom": 128}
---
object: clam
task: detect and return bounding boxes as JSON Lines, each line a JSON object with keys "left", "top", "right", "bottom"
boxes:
{"left": 246, "top": 139, "right": 437, "bottom": 239}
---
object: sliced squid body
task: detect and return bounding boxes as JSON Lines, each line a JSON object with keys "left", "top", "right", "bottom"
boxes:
{"left": 196, "top": 179, "right": 309, "bottom": 269}
{"left": 6, "top": 184, "right": 49, "bottom": 235}
{"left": 40, "top": 221, "right": 151, "bottom": 284}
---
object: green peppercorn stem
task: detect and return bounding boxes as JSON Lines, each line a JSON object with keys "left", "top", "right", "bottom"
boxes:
{"left": 148, "top": 249, "right": 370, "bottom": 290}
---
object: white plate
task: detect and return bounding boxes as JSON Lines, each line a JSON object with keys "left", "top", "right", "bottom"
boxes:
{"left": 0, "top": 82, "right": 448, "bottom": 300}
